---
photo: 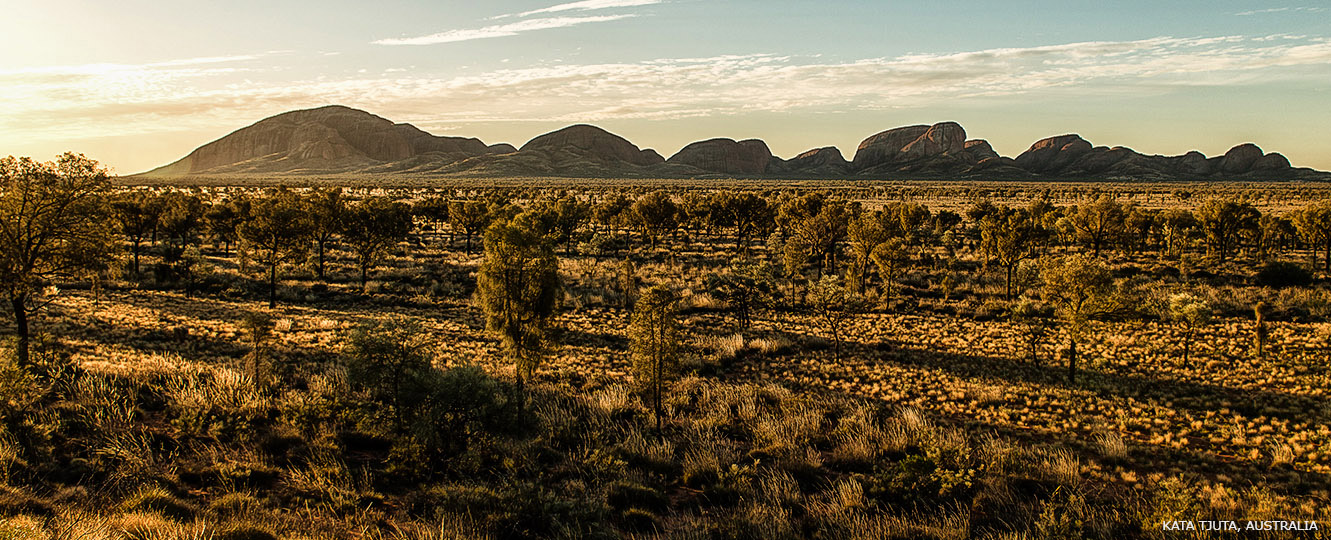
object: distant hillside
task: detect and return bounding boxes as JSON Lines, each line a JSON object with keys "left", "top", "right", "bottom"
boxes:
{"left": 137, "top": 105, "right": 1330, "bottom": 181}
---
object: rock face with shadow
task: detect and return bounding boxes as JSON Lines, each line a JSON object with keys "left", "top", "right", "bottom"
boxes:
{"left": 666, "top": 138, "right": 774, "bottom": 175}
{"left": 143, "top": 105, "right": 500, "bottom": 176}
{"left": 137, "top": 105, "right": 1328, "bottom": 181}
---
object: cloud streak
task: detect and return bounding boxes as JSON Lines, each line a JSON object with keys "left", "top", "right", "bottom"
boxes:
{"left": 373, "top": 14, "right": 636, "bottom": 45}
{"left": 506, "top": 0, "right": 662, "bottom": 18}
{"left": 7, "top": 35, "right": 1331, "bottom": 154}
{"left": 1236, "top": 6, "right": 1324, "bottom": 16}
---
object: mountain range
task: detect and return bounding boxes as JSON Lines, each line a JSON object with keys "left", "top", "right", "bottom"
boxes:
{"left": 137, "top": 105, "right": 1328, "bottom": 181}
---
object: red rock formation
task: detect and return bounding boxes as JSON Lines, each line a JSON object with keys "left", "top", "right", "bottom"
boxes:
{"left": 666, "top": 138, "right": 773, "bottom": 174}
{"left": 520, "top": 124, "right": 664, "bottom": 166}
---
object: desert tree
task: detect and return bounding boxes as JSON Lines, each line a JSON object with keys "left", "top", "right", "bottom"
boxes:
{"left": 110, "top": 192, "right": 161, "bottom": 275}
{"left": 546, "top": 195, "right": 591, "bottom": 254}
{"left": 847, "top": 211, "right": 889, "bottom": 293}
{"left": 1166, "top": 293, "right": 1212, "bottom": 367}
{"left": 1069, "top": 195, "right": 1126, "bottom": 257}
{"left": 1011, "top": 297, "right": 1052, "bottom": 365}
{"left": 306, "top": 187, "right": 346, "bottom": 280}
{"left": 884, "top": 201, "right": 932, "bottom": 245}
{"left": 476, "top": 210, "right": 561, "bottom": 411}
{"left": 630, "top": 191, "right": 678, "bottom": 250}
{"left": 0, "top": 153, "right": 119, "bottom": 367}
{"left": 707, "top": 259, "right": 776, "bottom": 330}
{"left": 1292, "top": 200, "right": 1331, "bottom": 272}
{"left": 870, "top": 237, "right": 909, "bottom": 297}
{"left": 204, "top": 198, "right": 244, "bottom": 256}
{"left": 782, "top": 194, "right": 849, "bottom": 279}
{"left": 678, "top": 192, "right": 713, "bottom": 245}
{"left": 593, "top": 192, "right": 632, "bottom": 239}
{"left": 1159, "top": 209, "right": 1197, "bottom": 257}
{"left": 1254, "top": 214, "right": 1296, "bottom": 262}
{"left": 345, "top": 318, "right": 434, "bottom": 433}
{"left": 449, "top": 199, "right": 492, "bottom": 255}
{"left": 239, "top": 188, "right": 313, "bottom": 309}
{"left": 808, "top": 274, "right": 864, "bottom": 361}
{"left": 412, "top": 195, "right": 451, "bottom": 243}
{"left": 239, "top": 310, "right": 274, "bottom": 386}
{"left": 1122, "top": 206, "right": 1157, "bottom": 256}
{"left": 1040, "top": 253, "right": 1117, "bottom": 384}
{"left": 628, "top": 284, "right": 682, "bottom": 433}
{"left": 341, "top": 197, "right": 414, "bottom": 290}
{"left": 1196, "top": 198, "right": 1259, "bottom": 263}
{"left": 713, "top": 191, "right": 774, "bottom": 256}
{"left": 979, "top": 208, "right": 1039, "bottom": 299}
{"left": 159, "top": 192, "right": 205, "bottom": 249}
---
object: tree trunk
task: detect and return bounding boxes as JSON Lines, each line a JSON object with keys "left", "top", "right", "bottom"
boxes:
{"left": 1182, "top": 329, "right": 1193, "bottom": 367}
{"left": 1067, "top": 338, "right": 1078, "bottom": 384}
{"left": 11, "top": 294, "right": 29, "bottom": 367}
{"left": 1005, "top": 265, "right": 1015, "bottom": 300}
{"left": 269, "top": 263, "right": 278, "bottom": 309}
{"left": 654, "top": 354, "right": 663, "bottom": 434}
{"left": 317, "top": 241, "right": 326, "bottom": 280}
{"left": 360, "top": 257, "right": 369, "bottom": 291}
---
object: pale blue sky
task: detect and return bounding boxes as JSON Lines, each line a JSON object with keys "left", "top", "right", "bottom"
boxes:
{"left": 2, "top": 0, "right": 1329, "bottom": 173}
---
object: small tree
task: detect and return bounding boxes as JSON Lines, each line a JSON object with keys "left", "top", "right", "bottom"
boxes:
{"left": 110, "top": 192, "right": 161, "bottom": 276}
{"left": 628, "top": 285, "right": 681, "bottom": 433}
{"left": 204, "top": 199, "right": 244, "bottom": 256}
{"left": 1167, "top": 293, "right": 1212, "bottom": 367}
{"left": 979, "top": 208, "right": 1038, "bottom": 299}
{"left": 870, "top": 238, "right": 909, "bottom": 298}
{"left": 449, "top": 199, "right": 492, "bottom": 255}
{"left": 630, "top": 191, "right": 678, "bottom": 250}
{"left": 783, "top": 195, "right": 849, "bottom": 279}
{"left": 476, "top": 211, "right": 561, "bottom": 411}
{"left": 1012, "top": 297, "right": 1052, "bottom": 365}
{"left": 707, "top": 260, "right": 776, "bottom": 330}
{"left": 1069, "top": 196, "right": 1126, "bottom": 257}
{"left": 341, "top": 197, "right": 414, "bottom": 290}
{"left": 0, "top": 153, "right": 119, "bottom": 367}
{"left": 412, "top": 195, "right": 451, "bottom": 243}
{"left": 1196, "top": 198, "right": 1259, "bottom": 263}
{"left": 847, "top": 211, "right": 889, "bottom": 292}
{"left": 537, "top": 196, "right": 591, "bottom": 254}
{"left": 239, "top": 311, "right": 274, "bottom": 386}
{"left": 1040, "top": 254, "right": 1117, "bottom": 383}
{"left": 712, "top": 192, "right": 774, "bottom": 256}
{"left": 808, "top": 275, "right": 863, "bottom": 361}
{"left": 345, "top": 319, "right": 433, "bottom": 433}
{"left": 1292, "top": 201, "right": 1331, "bottom": 272}
{"left": 159, "top": 192, "right": 205, "bottom": 248}
{"left": 306, "top": 187, "right": 346, "bottom": 280}
{"left": 239, "top": 188, "right": 312, "bottom": 309}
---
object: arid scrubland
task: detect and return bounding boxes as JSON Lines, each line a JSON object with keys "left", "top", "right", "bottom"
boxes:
{"left": 2, "top": 157, "right": 1331, "bottom": 538}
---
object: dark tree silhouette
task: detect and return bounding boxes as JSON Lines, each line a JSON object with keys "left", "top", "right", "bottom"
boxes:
{"left": 0, "top": 153, "right": 119, "bottom": 366}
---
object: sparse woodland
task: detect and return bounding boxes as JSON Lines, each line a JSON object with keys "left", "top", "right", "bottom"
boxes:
{"left": 3, "top": 155, "right": 1331, "bottom": 539}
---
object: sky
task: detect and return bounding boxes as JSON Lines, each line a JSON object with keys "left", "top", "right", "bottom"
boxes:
{"left": 2, "top": 0, "right": 1329, "bottom": 175}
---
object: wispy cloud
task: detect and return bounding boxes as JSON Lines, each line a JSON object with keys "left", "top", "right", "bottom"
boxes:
{"left": 1236, "top": 6, "right": 1324, "bottom": 16}
{"left": 505, "top": 0, "right": 662, "bottom": 18}
{"left": 373, "top": 14, "right": 635, "bottom": 45}
{"left": 7, "top": 35, "right": 1331, "bottom": 153}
